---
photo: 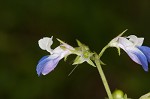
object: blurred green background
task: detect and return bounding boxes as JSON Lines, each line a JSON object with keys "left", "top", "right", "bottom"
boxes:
{"left": 0, "top": 0, "right": 150, "bottom": 99}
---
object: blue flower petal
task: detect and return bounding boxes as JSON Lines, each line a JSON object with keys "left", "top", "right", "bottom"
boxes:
{"left": 41, "top": 58, "right": 60, "bottom": 75}
{"left": 36, "top": 54, "right": 61, "bottom": 76}
{"left": 36, "top": 55, "right": 50, "bottom": 76}
{"left": 125, "top": 47, "right": 148, "bottom": 71}
{"left": 137, "top": 46, "right": 150, "bottom": 63}
{"left": 133, "top": 51, "right": 148, "bottom": 71}
{"left": 38, "top": 55, "right": 49, "bottom": 64}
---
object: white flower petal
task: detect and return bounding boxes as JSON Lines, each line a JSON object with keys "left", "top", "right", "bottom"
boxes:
{"left": 127, "top": 35, "right": 138, "bottom": 43}
{"left": 38, "top": 36, "right": 53, "bottom": 53}
{"left": 53, "top": 46, "right": 64, "bottom": 54}
{"left": 118, "top": 37, "right": 133, "bottom": 47}
{"left": 137, "top": 38, "right": 144, "bottom": 46}
{"left": 127, "top": 35, "right": 144, "bottom": 46}
{"left": 53, "top": 44, "right": 73, "bottom": 59}
{"left": 49, "top": 53, "right": 60, "bottom": 59}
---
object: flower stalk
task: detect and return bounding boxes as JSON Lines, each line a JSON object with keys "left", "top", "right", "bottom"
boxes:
{"left": 95, "top": 54, "right": 113, "bottom": 99}
{"left": 99, "top": 44, "right": 109, "bottom": 57}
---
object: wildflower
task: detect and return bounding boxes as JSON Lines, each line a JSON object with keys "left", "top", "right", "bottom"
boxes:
{"left": 109, "top": 34, "right": 150, "bottom": 71}
{"left": 36, "top": 36, "right": 74, "bottom": 76}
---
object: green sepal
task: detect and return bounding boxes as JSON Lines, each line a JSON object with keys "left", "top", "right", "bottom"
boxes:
{"left": 100, "top": 60, "right": 106, "bottom": 65}
{"left": 73, "top": 55, "right": 95, "bottom": 67}
{"left": 60, "top": 45, "right": 67, "bottom": 50}
{"left": 76, "top": 39, "right": 89, "bottom": 51}
{"left": 107, "top": 29, "right": 128, "bottom": 56}
{"left": 117, "top": 47, "right": 121, "bottom": 56}
{"left": 56, "top": 38, "right": 65, "bottom": 44}
{"left": 118, "top": 29, "right": 128, "bottom": 37}
{"left": 71, "top": 47, "right": 82, "bottom": 55}
{"left": 72, "top": 56, "right": 84, "bottom": 65}
{"left": 87, "top": 59, "right": 96, "bottom": 67}
{"left": 64, "top": 55, "right": 68, "bottom": 61}
{"left": 124, "top": 94, "right": 128, "bottom": 99}
{"left": 76, "top": 39, "right": 83, "bottom": 47}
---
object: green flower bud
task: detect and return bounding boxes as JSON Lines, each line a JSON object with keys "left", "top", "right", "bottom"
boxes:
{"left": 112, "top": 89, "right": 124, "bottom": 99}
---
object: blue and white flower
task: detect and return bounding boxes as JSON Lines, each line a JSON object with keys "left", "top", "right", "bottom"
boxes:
{"left": 109, "top": 34, "right": 150, "bottom": 71}
{"left": 36, "top": 36, "right": 74, "bottom": 76}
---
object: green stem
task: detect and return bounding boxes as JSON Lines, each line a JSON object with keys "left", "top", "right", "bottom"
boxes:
{"left": 95, "top": 55, "right": 113, "bottom": 99}
{"left": 99, "top": 44, "right": 109, "bottom": 57}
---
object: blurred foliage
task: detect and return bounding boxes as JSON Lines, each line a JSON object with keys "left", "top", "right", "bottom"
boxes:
{"left": 0, "top": 0, "right": 150, "bottom": 99}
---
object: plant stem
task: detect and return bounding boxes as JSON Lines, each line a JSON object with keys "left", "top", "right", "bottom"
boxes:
{"left": 99, "top": 44, "right": 109, "bottom": 57}
{"left": 95, "top": 55, "right": 113, "bottom": 99}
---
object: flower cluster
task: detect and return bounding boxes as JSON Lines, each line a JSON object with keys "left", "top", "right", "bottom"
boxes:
{"left": 36, "top": 36, "right": 95, "bottom": 76}
{"left": 36, "top": 31, "right": 150, "bottom": 76}
{"left": 36, "top": 30, "right": 150, "bottom": 99}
